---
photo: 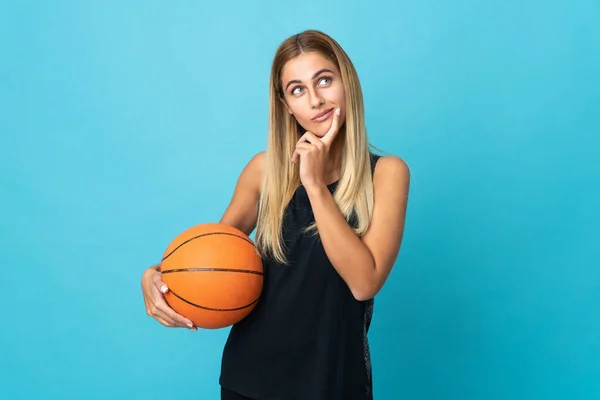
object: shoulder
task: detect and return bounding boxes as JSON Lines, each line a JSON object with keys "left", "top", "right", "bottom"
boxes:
{"left": 373, "top": 154, "right": 410, "bottom": 182}
{"left": 247, "top": 151, "right": 266, "bottom": 171}
{"left": 371, "top": 154, "right": 410, "bottom": 199}
{"left": 242, "top": 151, "right": 266, "bottom": 190}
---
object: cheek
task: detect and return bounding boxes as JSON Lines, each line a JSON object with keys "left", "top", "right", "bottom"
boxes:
{"left": 294, "top": 112, "right": 313, "bottom": 128}
{"left": 288, "top": 104, "right": 312, "bottom": 125}
{"left": 334, "top": 88, "right": 346, "bottom": 108}
{"left": 286, "top": 99, "right": 306, "bottom": 118}
{"left": 288, "top": 110, "right": 312, "bottom": 133}
{"left": 333, "top": 90, "right": 346, "bottom": 119}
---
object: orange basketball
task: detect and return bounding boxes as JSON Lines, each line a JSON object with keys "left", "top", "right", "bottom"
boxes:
{"left": 159, "top": 223, "right": 264, "bottom": 329}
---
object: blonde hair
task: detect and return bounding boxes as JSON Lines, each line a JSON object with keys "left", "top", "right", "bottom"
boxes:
{"left": 255, "top": 29, "right": 377, "bottom": 264}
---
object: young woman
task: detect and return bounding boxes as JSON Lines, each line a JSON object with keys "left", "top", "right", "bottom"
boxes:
{"left": 141, "top": 30, "right": 410, "bottom": 400}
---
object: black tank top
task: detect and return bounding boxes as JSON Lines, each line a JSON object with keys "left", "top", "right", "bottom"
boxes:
{"left": 219, "top": 152, "right": 382, "bottom": 400}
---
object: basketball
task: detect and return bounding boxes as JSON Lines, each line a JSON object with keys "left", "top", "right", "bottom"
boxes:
{"left": 159, "top": 223, "right": 264, "bottom": 329}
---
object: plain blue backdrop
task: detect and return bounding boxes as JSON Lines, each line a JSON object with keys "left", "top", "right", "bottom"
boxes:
{"left": 1, "top": 1, "right": 599, "bottom": 399}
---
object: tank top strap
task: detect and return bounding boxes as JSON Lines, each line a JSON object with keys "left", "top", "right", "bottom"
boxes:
{"left": 369, "top": 151, "right": 382, "bottom": 178}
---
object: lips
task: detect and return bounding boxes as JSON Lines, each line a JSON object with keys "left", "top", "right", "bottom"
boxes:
{"left": 312, "top": 108, "right": 334, "bottom": 121}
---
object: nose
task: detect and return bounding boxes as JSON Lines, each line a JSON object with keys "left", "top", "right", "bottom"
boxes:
{"left": 309, "top": 89, "right": 325, "bottom": 109}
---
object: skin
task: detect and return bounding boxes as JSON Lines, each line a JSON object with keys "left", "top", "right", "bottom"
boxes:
{"left": 141, "top": 51, "right": 410, "bottom": 330}
{"left": 279, "top": 51, "right": 347, "bottom": 184}
{"left": 281, "top": 52, "right": 410, "bottom": 300}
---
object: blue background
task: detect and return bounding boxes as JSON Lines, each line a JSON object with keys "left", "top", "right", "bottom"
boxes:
{"left": 1, "top": 1, "right": 599, "bottom": 399}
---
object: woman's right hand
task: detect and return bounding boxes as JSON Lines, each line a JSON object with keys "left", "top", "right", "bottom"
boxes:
{"left": 141, "top": 264, "right": 197, "bottom": 331}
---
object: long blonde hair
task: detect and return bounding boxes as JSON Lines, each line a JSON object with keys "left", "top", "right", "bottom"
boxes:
{"left": 255, "top": 29, "right": 377, "bottom": 264}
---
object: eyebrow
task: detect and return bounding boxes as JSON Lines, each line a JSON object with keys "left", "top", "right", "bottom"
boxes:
{"left": 284, "top": 68, "right": 335, "bottom": 91}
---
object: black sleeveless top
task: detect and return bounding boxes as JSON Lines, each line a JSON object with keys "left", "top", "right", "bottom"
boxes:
{"left": 219, "top": 153, "right": 382, "bottom": 400}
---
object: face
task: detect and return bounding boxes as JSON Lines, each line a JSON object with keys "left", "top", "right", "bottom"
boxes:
{"left": 280, "top": 51, "right": 346, "bottom": 137}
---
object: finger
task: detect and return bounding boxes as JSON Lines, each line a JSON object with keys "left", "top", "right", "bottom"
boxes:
{"left": 297, "top": 133, "right": 324, "bottom": 152}
{"left": 143, "top": 294, "right": 150, "bottom": 314}
{"left": 155, "top": 316, "right": 197, "bottom": 331}
{"left": 295, "top": 142, "right": 313, "bottom": 150}
{"left": 292, "top": 143, "right": 312, "bottom": 163}
{"left": 155, "top": 315, "right": 178, "bottom": 328}
{"left": 152, "top": 302, "right": 196, "bottom": 330}
{"left": 152, "top": 272, "right": 169, "bottom": 294}
{"left": 150, "top": 304, "right": 178, "bottom": 327}
{"left": 144, "top": 268, "right": 196, "bottom": 330}
{"left": 292, "top": 150, "right": 301, "bottom": 164}
{"left": 155, "top": 296, "right": 194, "bottom": 329}
{"left": 147, "top": 289, "right": 177, "bottom": 325}
{"left": 150, "top": 284, "right": 195, "bottom": 329}
{"left": 321, "top": 108, "right": 341, "bottom": 146}
{"left": 299, "top": 132, "right": 321, "bottom": 145}
{"left": 293, "top": 146, "right": 311, "bottom": 162}
{"left": 296, "top": 132, "right": 309, "bottom": 143}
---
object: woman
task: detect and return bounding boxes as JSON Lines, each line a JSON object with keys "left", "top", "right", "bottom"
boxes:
{"left": 141, "top": 30, "right": 410, "bottom": 400}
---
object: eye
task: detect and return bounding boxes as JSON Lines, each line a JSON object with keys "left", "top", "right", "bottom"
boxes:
{"left": 290, "top": 76, "right": 332, "bottom": 96}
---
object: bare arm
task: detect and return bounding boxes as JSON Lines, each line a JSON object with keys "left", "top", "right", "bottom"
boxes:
{"left": 218, "top": 151, "right": 265, "bottom": 236}
{"left": 142, "top": 151, "right": 265, "bottom": 329}
{"left": 305, "top": 156, "right": 410, "bottom": 301}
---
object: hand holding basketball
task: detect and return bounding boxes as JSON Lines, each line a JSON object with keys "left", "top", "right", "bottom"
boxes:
{"left": 159, "top": 223, "right": 264, "bottom": 329}
{"left": 141, "top": 265, "right": 197, "bottom": 331}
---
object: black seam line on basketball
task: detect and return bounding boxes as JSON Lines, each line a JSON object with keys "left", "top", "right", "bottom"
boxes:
{"left": 162, "top": 268, "right": 264, "bottom": 276}
{"left": 168, "top": 289, "right": 260, "bottom": 312}
{"left": 162, "top": 232, "right": 254, "bottom": 262}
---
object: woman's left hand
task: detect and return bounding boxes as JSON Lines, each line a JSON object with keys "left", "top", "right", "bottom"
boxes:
{"left": 292, "top": 108, "right": 342, "bottom": 188}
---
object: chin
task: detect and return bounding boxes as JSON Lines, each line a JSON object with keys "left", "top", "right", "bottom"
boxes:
{"left": 298, "top": 120, "right": 329, "bottom": 137}
{"left": 307, "top": 124, "right": 328, "bottom": 137}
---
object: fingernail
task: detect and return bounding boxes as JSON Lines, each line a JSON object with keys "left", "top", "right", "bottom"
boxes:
{"left": 187, "top": 323, "right": 193, "bottom": 328}
{"left": 335, "top": 108, "right": 341, "bottom": 115}
{"left": 160, "top": 285, "right": 168, "bottom": 293}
